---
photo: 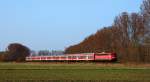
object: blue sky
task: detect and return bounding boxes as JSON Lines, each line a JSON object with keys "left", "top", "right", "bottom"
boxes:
{"left": 0, "top": 0, "right": 142, "bottom": 51}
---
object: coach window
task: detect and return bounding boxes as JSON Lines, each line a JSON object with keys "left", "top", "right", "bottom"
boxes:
{"left": 84, "top": 56, "right": 86, "bottom": 59}
{"left": 78, "top": 56, "right": 82, "bottom": 59}
{"left": 72, "top": 56, "right": 76, "bottom": 59}
{"left": 80, "top": 56, "right": 85, "bottom": 59}
{"left": 65, "top": 56, "right": 68, "bottom": 59}
{"left": 88, "top": 56, "right": 93, "bottom": 59}
{"left": 68, "top": 56, "right": 71, "bottom": 59}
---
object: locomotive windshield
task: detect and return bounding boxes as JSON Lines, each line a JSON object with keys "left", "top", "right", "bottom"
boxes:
{"left": 95, "top": 53, "right": 110, "bottom": 55}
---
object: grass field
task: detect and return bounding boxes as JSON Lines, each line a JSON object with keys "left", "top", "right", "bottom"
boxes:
{"left": 0, "top": 62, "right": 150, "bottom": 82}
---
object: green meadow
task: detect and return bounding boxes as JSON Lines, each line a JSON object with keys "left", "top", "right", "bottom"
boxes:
{"left": 0, "top": 62, "right": 150, "bottom": 82}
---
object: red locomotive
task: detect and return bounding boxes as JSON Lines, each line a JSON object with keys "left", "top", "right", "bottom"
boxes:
{"left": 26, "top": 52, "right": 117, "bottom": 62}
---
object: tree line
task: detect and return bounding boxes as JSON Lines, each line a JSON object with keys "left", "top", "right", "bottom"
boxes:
{"left": 65, "top": 0, "right": 150, "bottom": 63}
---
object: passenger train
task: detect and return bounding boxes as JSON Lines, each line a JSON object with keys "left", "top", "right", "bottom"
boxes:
{"left": 26, "top": 52, "right": 117, "bottom": 62}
